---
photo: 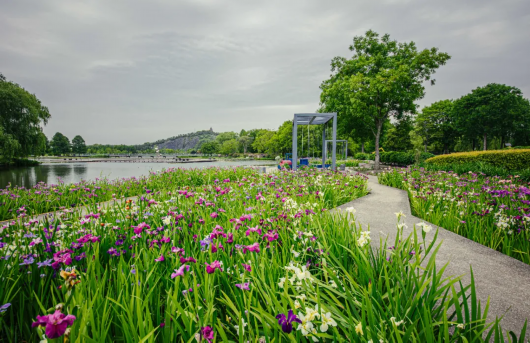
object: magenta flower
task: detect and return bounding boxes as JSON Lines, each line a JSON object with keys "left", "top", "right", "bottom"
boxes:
{"left": 263, "top": 230, "right": 279, "bottom": 242}
{"left": 180, "top": 256, "right": 197, "bottom": 264}
{"left": 201, "top": 326, "right": 214, "bottom": 342}
{"left": 242, "top": 242, "right": 260, "bottom": 254}
{"left": 245, "top": 226, "right": 262, "bottom": 236}
{"left": 171, "top": 264, "right": 190, "bottom": 279}
{"left": 155, "top": 254, "right": 165, "bottom": 262}
{"left": 235, "top": 282, "right": 250, "bottom": 290}
{"left": 32, "top": 310, "right": 76, "bottom": 339}
{"left": 241, "top": 263, "right": 251, "bottom": 272}
{"left": 275, "top": 309, "right": 301, "bottom": 333}
{"left": 205, "top": 260, "right": 222, "bottom": 274}
{"left": 227, "top": 233, "right": 234, "bottom": 243}
{"left": 210, "top": 212, "right": 218, "bottom": 218}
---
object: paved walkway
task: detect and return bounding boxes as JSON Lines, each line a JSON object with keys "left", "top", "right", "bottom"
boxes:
{"left": 335, "top": 175, "right": 530, "bottom": 337}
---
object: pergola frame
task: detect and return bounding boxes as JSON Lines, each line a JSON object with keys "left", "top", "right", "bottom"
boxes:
{"left": 292, "top": 113, "right": 337, "bottom": 171}
{"left": 325, "top": 139, "right": 348, "bottom": 160}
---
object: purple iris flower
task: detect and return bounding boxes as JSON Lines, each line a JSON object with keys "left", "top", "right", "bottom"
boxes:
{"left": 275, "top": 309, "right": 302, "bottom": 333}
{"left": 0, "top": 303, "right": 10, "bottom": 313}
{"left": 20, "top": 257, "right": 35, "bottom": 266}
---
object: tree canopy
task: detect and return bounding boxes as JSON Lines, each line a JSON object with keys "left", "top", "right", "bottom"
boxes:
{"left": 72, "top": 135, "right": 87, "bottom": 154}
{"left": 452, "top": 83, "right": 530, "bottom": 150}
{"left": 50, "top": 132, "right": 71, "bottom": 155}
{"left": 320, "top": 30, "right": 450, "bottom": 168}
{"left": 0, "top": 73, "right": 51, "bottom": 161}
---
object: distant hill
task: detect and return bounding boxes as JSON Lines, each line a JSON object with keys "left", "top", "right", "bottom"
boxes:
{"left": 149, "top": 129, "right": 218, "bottom": 151}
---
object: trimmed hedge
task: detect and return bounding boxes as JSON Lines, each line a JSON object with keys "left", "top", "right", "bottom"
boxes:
{"left": 425, "top": 149, "right": 530, "bottom": 170}
{"left": 354, "top": 152, "right": 371, "bottom": 160}
{"left": 379, "top": 151, "right": 434, "bottom": 166}
{"left": 355, "top": 151, "right": 434, "bottom": 165}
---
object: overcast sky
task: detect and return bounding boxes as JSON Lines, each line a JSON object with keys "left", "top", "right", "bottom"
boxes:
{"left": 1, "top": 0, "right": 529, "bottom": 145}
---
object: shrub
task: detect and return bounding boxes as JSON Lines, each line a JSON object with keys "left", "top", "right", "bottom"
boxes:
{"left": 354, "top": 152, "right": 371, "bottom": 160}
{"left": 380, "top": 151, "right": 434, "bottom": 166}
{"left": 425, "top": 149, "right": 530, "bottom": 170}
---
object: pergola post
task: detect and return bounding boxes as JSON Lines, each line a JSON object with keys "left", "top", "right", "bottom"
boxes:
{"left": 292, "top": 114, "right": 298, "bottom": 171}
{"left": 332, "top": 113, "right": 337, "bottom": 170}
{"left": 321, "top": 126, "right": 326, "bottom": 168}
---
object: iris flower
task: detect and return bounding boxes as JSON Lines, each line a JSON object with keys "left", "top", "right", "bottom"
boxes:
{"left": 276, "top": 310, "right": 302, "bottom": 333}
{"left": 32, "top": 310, "right": 76, "bottom": 339}
{"left": 171, "top": 264, "right": 190, "bottom": 279}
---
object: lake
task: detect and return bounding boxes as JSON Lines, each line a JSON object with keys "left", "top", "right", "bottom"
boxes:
{"left": 0, "top": 160, "right": 277, "bottom": 188}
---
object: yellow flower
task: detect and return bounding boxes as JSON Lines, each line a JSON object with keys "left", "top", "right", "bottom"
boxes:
{"left": 355, "top": 322, "right": 363, "bottom": 335}
{"left": 60, "top": 270, "right": 80, "bottom": 288}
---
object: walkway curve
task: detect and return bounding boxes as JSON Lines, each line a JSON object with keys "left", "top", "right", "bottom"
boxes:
{"left": 334, "top": 174, "right": 530, "bottom": 337}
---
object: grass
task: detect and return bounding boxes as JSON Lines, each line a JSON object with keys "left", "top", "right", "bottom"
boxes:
{"left": 378, "top": 167, "right": 530, "bottom": 265}
{"left": 0, "top": 167, "right": 525, "bottom": 342}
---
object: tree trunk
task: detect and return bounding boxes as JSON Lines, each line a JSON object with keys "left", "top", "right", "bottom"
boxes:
{"left": 500, "top": 136, "right": 504, "bottom": 150}
{"left": 472, "top": 139, "right": 475, "bottom": 151}
{"left": 374, "top": 121, "right": 382, "bottom": 170}
{"left": 483, "top": 133, "right": 487, "bottom": 151}
{"left": 361, "top": 142, "right": 365, "bottom": 154}
{"left": 244, "top": 145, "right": 247, "bottom": 154}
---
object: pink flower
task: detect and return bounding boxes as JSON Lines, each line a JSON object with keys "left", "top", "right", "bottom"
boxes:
{"left": 180, "top": 256, "right": 197, "bottom": 264}
{"left": 235, "top": 282, "right": 251, "bottom": 290}
{"left": 245, "top": 226, "right": 262, "bottom": 236}
{"left": 32, "top": 310, "right": 76, "bottom": 339}
{"left": 155, "top": 254, "right": 164, "bottom": 262}
{"left": 243, "top": 242, "right": 260, "bottom": 254}
{"left": 227, "top": 233, "right": 234, "bottom": 243}
{"left": 171, "top": 264, "right": 190, "bottom": 279}
{"left": 241, "top": 263, "right": 251, "bottom": 272}
{"left": 171, "top": 246, "right": 185, "bottom": 255}
{"left": 201, "top": 326, "right": 214, "bottom": 342}
{"left": 205, "top": 260, "right": 222, "bottom": 274}
{"left": 263, "top": 230, "right": 279, "bottom": 242}
{"left": 210, "top": 212, "right": 218, "bottom": 218}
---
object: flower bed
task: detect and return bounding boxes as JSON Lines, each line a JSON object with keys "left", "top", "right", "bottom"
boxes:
{"left": 0, "top": 168, "right": 522, "bottom": 341}
{"left": 378, "top": 167, "right": 530, "bottom": 264}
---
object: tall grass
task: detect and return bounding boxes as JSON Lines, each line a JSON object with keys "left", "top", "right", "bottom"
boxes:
{"left": 0, "top": 168, "right": 525, "bottom": 342}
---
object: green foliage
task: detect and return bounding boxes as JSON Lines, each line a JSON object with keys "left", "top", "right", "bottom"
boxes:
{"left": 216, "top": 131, "right": 237, "bottom": 145}
{"left": 354, "top": 152, "right": 371, "bottom": 160}
{"left": 379, "top": 151, "right": 435, "bottom": 165}
{"left": 452, "top": 83, "right": 530, "bottom": 150}
{"left": 71, "top": 135, "right": 87, "bottom": 154}
{"left": 417, "top": 99, "right": 456, "bottom": 154}
{"left": 50, "top": 132, "right": 71, "bottom": 155}
{"left": 0, "top": 168, "right": 525, "bottom": 341}
{"left": 0, "top": 73, "right": 51, "bottom": 161}
{"left": 219, "top": 139, "right": 238, "bottom": 155}
{"left": 252, "top": 130, "right": 278, "bottom": 156}
{"left": 320, "top": 30, "right": 450, "bottom": 169}
{"left": 237, "top": 135, "right": 252, "bottom": 154}
{"left": 425, "top": 149, "right": 530, "bottom": 170}
{"left": 382, "top": 117, "right": 414, "bottom": 151}
{"left": 200, "top": 141, "right": 219, "bottom": 155}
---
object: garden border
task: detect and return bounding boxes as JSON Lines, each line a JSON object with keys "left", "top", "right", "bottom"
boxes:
{"left": 334, "top": 174, "right": 530, "bottom": 338}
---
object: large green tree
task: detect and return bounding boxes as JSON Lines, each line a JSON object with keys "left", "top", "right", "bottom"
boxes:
{"left": 383, "top": 117, "right": 414, "bottom": 151}
{"left": 200, "top": 141, "right": 219, "bottom": 155}
{"left": 416, "top": 100, "right": 456, "bottom": 153}
{"left": 0, "top": 73, "right": 51, "bottom": 161}
{"left": 71, "top": 135, "right": 87, "bottom": 154}
{"left": 238, "top": 135, "right": 253, "bottom": 154}
{"left": 219, "top": 139, "right": 238, "bottom": 156}
{"left": 320, "top": 30, "right": 450, "bottom": 169}
{"left": 50, "top": 132, "right": 71, "bottom": 155}
{"left": 252, "top": 130, "right": 278, "bottom": 156}
{"left": 452, "top": 83, "right": 530, "bottom": 150}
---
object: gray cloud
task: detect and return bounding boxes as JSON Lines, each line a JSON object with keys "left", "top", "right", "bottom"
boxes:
{"left": 1, "top": 0, "right": 529, "bottom": 144}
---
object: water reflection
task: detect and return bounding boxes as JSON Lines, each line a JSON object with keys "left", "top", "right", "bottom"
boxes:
{"left": 0, "top": 160, "right": 276, "bottom": 188}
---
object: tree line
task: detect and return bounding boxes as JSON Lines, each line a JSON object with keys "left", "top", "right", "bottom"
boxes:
{"left": 2, "top": 31, "right": 529, "bottom": 164}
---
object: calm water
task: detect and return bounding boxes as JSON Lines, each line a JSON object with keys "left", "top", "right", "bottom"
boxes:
{"left": 0, "top": 161, "right": 276, "bottom": 188}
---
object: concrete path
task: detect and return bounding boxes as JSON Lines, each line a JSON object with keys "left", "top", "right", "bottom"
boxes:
{"left": 335, "top": 175, "right": 530, "bottom": 337}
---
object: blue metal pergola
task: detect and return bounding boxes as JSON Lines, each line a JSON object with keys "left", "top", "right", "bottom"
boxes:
{"left": 292, "top": 113, "right": 337, "bottom": 171}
